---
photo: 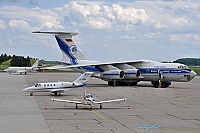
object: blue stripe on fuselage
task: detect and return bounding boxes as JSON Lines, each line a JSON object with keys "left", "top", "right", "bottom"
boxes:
{"left": 139, "top": 68, "right": 190, "bottom": 74}
{"left": 55, "top": 35, "right": 77, "bottom": 65}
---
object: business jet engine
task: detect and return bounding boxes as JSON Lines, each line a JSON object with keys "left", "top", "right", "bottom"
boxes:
{"left": 101, "top": 70, "right": 125, "bottom": 79}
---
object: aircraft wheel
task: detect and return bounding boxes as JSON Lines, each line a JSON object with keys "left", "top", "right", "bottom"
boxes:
{"left": 108, "top": 81, "right": 114, "bottom": 86}
{"left": 161, "top": 82, "right": 170, "bottom": 88}
{"left": 54, "top": 92, "right": 57, "bottom": 96}
{"left": 30, "top": 92, "right": 33, "bottom": 96}
{"left": 152, "top": 81, "right": 159, "bottom": 88}
{"left": 100, "top": 104, "right": 102, "bottom": 109}
{"left": 76, "top": 104, "right": 78, "bottom": 109}
{"left": 161, "top": 83, "right": 166, "bottom": 88}
{"left": 131, "top": 82, "right": 137, "bottom": 86}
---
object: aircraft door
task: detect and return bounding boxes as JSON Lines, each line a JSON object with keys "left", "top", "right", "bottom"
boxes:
{"left": 158, "top": 70, "right": 164, "bottom": 81}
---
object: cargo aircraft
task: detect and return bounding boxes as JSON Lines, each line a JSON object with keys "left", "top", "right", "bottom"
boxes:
{"left": 22, "top": 72, "right": 93, "bottom": 96}
{"left": 33, "top": 31, "right": 196, "bottom": 88}
{"left": 4, "top": 60, "right": 39, "bottom": 75}
{"left": 52, "top": 89, "right": 127, "bottom": 110}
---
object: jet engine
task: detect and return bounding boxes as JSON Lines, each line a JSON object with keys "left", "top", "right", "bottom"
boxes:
{"left": 123, "top": 69, "right": 141, "bottom": 79}
{"left": 101, "top": 70, "right": 125, "bottom": 79}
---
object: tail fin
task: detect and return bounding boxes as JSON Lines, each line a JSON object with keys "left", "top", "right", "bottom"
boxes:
{"left": 73, "top": 72, "right": 93, "bottom": 84}
{"left": 32, "top": 31, "right": 94, "bottom": 65}
{"left": 31, "top": 60, "right": 39, "bottom": 68}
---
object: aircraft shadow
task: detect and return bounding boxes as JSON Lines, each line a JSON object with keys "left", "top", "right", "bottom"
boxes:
{"left": 47, "top": 107, "right": 126, "bottom": 110}
{"left": 86, "top": 83, "right": 154, "bottom": 88}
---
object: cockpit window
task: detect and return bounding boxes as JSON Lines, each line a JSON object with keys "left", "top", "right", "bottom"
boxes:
{"left": 178, "top": 65, "right": 189, "bottom": 69}
{"left": 86, "top": 94, "right": 94, "bottom": 98}
{"left": 35, "top": 84, "right": 38, "bottom": 87}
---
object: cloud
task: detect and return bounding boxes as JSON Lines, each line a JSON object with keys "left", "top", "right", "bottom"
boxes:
{"left": 28, "top": 0, "right": 39, "bottom": 6}
{"left": 8, "top": 20, "right": 31, "bottom": 32}
{"left": 63, "top": 1, "right": 152, "bottom": 30}
{"left": 0, "top": 1, "right": 200, "bottom": 61}
{"left": 0, "top": 20, "right": 6, "bottom": 29}
{"left": 0, "top": 6, "right": 63, "bottom": 31}
{"left": 0, "top": 0, "right": 19, "bottom": 3}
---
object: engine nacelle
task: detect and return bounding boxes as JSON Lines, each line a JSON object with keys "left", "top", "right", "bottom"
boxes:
{"left": 101, "top": 70, "right": 125, "bottom": 79}
{"left": 124, "top": 69, "right": 141, "bottom": 79}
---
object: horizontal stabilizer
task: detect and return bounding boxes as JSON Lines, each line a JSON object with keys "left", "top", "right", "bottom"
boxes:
{"left": 32, "top": 31, "right": 78, "bottom": 36}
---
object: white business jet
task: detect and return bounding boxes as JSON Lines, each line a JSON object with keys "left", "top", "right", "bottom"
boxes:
{"left": 4, "top": 60, "right": 39, "bottom": 75}
{"left": 22, "top": 72, "right": 93, "bottom": 96}
{"left": 32, "top": 31, "right": 196, "bottom": 88}
{"left": 52, "top": 89, "right": 127, "bottom": 110}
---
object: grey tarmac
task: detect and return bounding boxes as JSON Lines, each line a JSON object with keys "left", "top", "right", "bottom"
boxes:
{"left": 0, "top": 72, "right": 200, "bottom": 133}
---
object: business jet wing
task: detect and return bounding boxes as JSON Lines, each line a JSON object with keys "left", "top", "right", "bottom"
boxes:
{"left": 51, "top": 98, "right": 82, "bottom": 104}
{"left": 50, "top": 89, "right": 65, "bottom": 93}
{"left": 17, "top": 70, "right": 27, "bottom": 73}
{"left": 39, "top": 65, "right": 68, "bottom": 70}
{"left": 94, "top": 98, "right": 127, "bottom": 104}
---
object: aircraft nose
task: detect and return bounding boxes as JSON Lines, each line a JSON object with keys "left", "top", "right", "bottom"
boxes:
{"left": 22, "top": 87, "right": 30, "bottom": 92}
{"left": 190, "top": 70, "right": 196, "bottom": 80}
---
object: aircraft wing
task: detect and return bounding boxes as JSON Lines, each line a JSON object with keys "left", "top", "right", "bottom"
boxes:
{"left": 39, "top": 65, "right": 68, "bottom": 70}
{"left": 17, "top": 70, "right": 27, "bottom": 73}
{"left": 62, "top": 60, "right": 151, "bottom": 68}
{"left": 94, "top": 98, "right": 127, "bottom": 104}
{"left": 50, "top": 89, "right": 65, "bottom": 92}
{"left": 51, "top": 98, "right": 82, "bottom": 104}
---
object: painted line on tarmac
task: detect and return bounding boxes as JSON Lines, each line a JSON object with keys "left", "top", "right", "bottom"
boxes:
{"left": 92, "top": 110, "right": 107, "bottom": 120}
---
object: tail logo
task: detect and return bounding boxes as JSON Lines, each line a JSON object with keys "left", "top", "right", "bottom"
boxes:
{"left": 79, "top": 78, "right": 86, "bottom": 81}
{"left": 70, "top": 45, "right": 77, "bottom": 55}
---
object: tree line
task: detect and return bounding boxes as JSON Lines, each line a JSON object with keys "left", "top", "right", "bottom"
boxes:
{"left": 0, "top": 53, "right": 35, "bottom": 67}
{"left": 1, "top": 53, "right": 200, "bottom": 66}
{"left": 173, "top": 58, "right": 200, "bottom": 66}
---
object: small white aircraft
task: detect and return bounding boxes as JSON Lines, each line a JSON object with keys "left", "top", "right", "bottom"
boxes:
{"left": 52, "top": 89, "right": 127, "bottom": 110}
{"left": 4, "top": 60, "right": 39, "bottom": 75}
{"left": 22, "top": 72, "right": 93, "bottom": 96}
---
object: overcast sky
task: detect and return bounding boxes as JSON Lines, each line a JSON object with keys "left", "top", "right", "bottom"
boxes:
{"left": 0, "top": 0, "right": 200, "bottom": 62}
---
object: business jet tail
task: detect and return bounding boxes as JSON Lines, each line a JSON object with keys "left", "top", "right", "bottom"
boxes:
{"left": 31, "top": 60, "right": 39, "bottom": 68}
{"left": 73, "top": 72, "right": 93, "bottom": 84}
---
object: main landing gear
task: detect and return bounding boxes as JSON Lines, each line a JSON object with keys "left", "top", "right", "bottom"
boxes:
{"left": 54, "top": 91, "right": 61, "bottom": 96}
{"left": 151, "top": 81, "right": 171, "bottom": 88}
{"left": 30, "top": 92, "right": 33, "bottom": 96}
